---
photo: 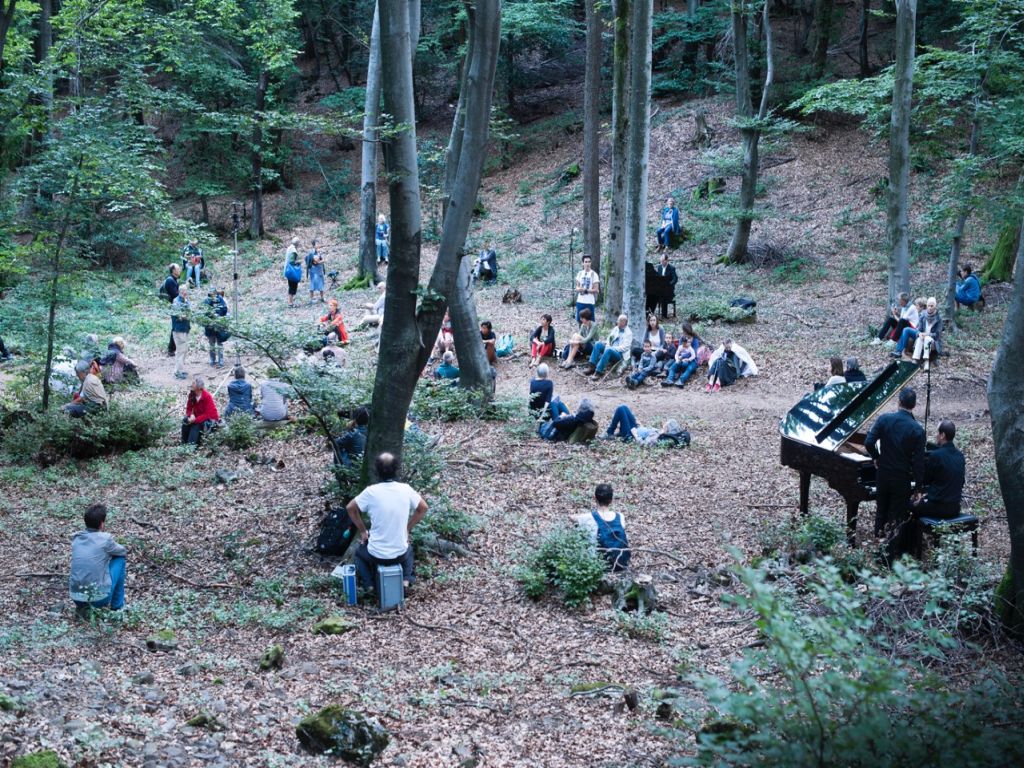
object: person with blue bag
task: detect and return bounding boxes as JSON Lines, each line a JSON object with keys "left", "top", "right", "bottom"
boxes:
{"left": 283, "top": 236, "right": 303, "bottom": 307}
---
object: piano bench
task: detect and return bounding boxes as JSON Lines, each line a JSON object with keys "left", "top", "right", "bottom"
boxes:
{"left": 918, "top": 514, "right": 979, "bottom": 556}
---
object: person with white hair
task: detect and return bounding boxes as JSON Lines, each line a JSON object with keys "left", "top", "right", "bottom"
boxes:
{"left": 359, "top": 282, "right": 387, "bottom": 327}
{"left": 529, "top": 363, "right": 554, "bottom": 418}
{"left": 434, "top": 351, "right": 459, "bottom": 381}
{"left": 283, "top": 236, "right": 302, "bottom": 307}
{"left": 907, "top": 297, "right": 943, "bottom": 364}
{"left": 63, "top": 359, "right": 109, "bottom": 417}
{"left": 583, "top": 314, "right": 632, "bottom": 377}
{"left": 375, "top": 214, "right": 390, "bottom": 264}
{"left": 181, "top": 375, "right": 219, "bottom": 445}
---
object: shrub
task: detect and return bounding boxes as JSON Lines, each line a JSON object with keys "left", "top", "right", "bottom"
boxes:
{"left": 208, "top": 413, "right": 259, "bottom": 451}
{"left": 411, "top": 380, "right": 517, "bottom": 423}
{"left": 517, "top": 528, "right": 606, "bottom": 609}
{"left": 612, "top": 609, "right": 669, "bottom": 643}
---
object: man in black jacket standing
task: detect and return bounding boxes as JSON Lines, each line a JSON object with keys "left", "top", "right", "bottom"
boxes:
{"left": 911, "top": 420, "right": 966, "bottom": 520}
{"left": 647, "top": 252, "right": 678, "bottom": 318}
{"left": 865, "top": 387, "right": 926, "bottom": 561}
{"left": 162, "top": 264, "right": 181, "bottom": 356}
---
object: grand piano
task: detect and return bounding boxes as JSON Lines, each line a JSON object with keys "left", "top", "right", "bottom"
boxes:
{"left": 779, "top": 360, "right": 920, "bottom": 543}
{"left": 645, "top": 262, "right": 674, "bottom": 317}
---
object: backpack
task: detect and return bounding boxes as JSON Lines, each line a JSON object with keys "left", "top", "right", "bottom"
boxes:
{"left": 98, "top": 350, "right": 118, "bottom": 367}
{"left": 495, "top": 333, "right": 515, "bottom": 357}
{"left": 730, "top": 297, "right": 757, "bottom": 310}
{"left": 657, "top": 429, "right": 691, "bottom": 448}
{"left": 315, "top": 507, "right": 356, "bottom": 557}
{"left": 593, "top": 510, "right": 631, "bottom": 571}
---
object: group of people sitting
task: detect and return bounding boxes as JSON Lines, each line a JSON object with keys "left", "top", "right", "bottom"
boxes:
{"left": 872, "top": 293, "right": 944, "bottom": 365}
{"left": 57, "top": 336, "right": 141, "bottom": 418}
{"left": 179, "top": 367, "right": 296, "bottom": 445}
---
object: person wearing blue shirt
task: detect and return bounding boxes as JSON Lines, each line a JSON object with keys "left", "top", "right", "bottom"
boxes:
{"left": 224, "top": 366, "right": 255, "bottom": 418}
{"left": 375, "top": 215, "right": 390, "bottom": 264}
{"left": 955, "top": 263, "right": 981, "bottom": 308}
{"left": 434, "top": 351, "right": 460, "bottom": 380}
{"left": 656, "top": 197, "right": 681, "bottom": 250}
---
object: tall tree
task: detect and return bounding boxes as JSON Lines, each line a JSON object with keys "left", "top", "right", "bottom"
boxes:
{"left": 811, "top": 0, "right": 834, "bottom": 77}
{"left": 581, "top": 0, "right": 602, "bottom": 273}
{"left": 886, "top": 0, "right": 916, "bottom": 307}
{"left": 943, "top": 92, "right": 981, "bottom": 331}
{"left": 366, "top": 0, "right": 501, "bottom": 473}
{"left": 621, "top": 0, "right": 652, "bottom": 332}
{"left": 357, "top": 2, "right": 383, "bottom": 283}
{"left": 859, "top": 0, "right": 871, "bottom": 76}
{"left": 605, "top": 0, "right": 631, "bottom": 315}
{"left": 724, "top": 0, "right": 774, "bottom": 265}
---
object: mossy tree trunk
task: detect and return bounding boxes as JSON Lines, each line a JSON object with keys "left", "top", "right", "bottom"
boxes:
{"left": 885, "top": 0, "right": 916, "bottom": 307}
{"left": 980, "top": 219, "right": 1021, "bottom": 284}
{"left": 605, "top": 0, "right": 631, "bottom": 316}
{"left": 582, "top": 0, "right": 602, "bottom": 273}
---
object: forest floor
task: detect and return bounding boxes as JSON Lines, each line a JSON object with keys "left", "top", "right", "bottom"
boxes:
{"left": 0, "top": 93, "right": 1021, "bottom": 767}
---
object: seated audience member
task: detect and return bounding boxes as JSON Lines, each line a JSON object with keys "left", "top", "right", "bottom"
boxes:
{"left": 333, "top": 406, "right": 369, "bottom": 467}
{"left": 473, "top": 241, "right": 498, "bottom": 283}
{"left": 0, "top": 335, "right": 11, "bottom": 361}
{"left": 818, "top": 356, "right": 845, "bottom": 389}
{"left": 360, "top": 282, "right": 387, "bottom": 327}
{"left": 322, "top": 332, "right": 348, "bottom": 366}
{"left": 583, "top": 314, "right": 633, "bottom": 377}
{"left": 873, "top": 292, "right": 918, "bottom": 345}
{"left": 560, "top": 309, "right": 595, "bottom": 369}
{"left": 258, "top": 377, "right": 295, "bottom": 427}
{"left": 626, "top": 340, "right": 657, "bottom": 389}
{"left": 891, "top": 296, "right": 929, "bottom": 359}
{"left": 529, "top": 313, "right": 556, "bottom": 367}
{"left": 434, "top": 351, "right": 460, "bottom": 381}
{"left": 539, "top": 397, "right": 597, "bottom": 443}
{"left": 570, "top": 483, "right": 630, "bottom": 572}
{"left": 181, "top": 375, "right": 219, "bottom": 445}
{"left": 69, "top": 503, "right": 127, "bottom": 616}
{"left": 656, "top": 197, "right": 681, "bottom": 251}
{"left": 63, "top": 359, "right": 109, "bottom": 417}
{"left": 844, "top": 357, "right": 866, "bottom": 383}
{"left": 633, "top": 315, "right": 666, "bottom": 362}
{"left": 433, "top": 310, "right": 455, "bottom": 358}
{"left": 319, "top": 299, "right": 350, "bottom": 346}
{"left": 706, "top": 339, "right": 758, "bottom": 392}
{"left": 480, "top": 321, "right": 497, "bottom": 365}
{"left": 99, "top": 337, "right": 138, "bottom": 386}
{"left": 680, "top": 322, "right": 706, "bottom": 359}
{"left": 346, "top": 453, "right": 429, "bottom": 591}
{"left": 529, "top": 363, "right": 554, "bottom": 418}
{"left": 657, "top": 331, "right": 678, "bottom": 373}
{"left": 908, "top": 297, "right": 943, "bottom": 363}
{"left": 181, "top": 239, "right": 205, "bottom": 288}
{"left": 224, "top": 366, "right": 255, "bottom": 418}
{"left": 910, "top": 420, "right": 965, "bottom": 521}
{"left": 663, "top": 335, "right": 698, "bottom": 387}
{"left": 602, "top": 404, "right": 688, "bottom": 446}
{"left": 955, "top": 264, "right": 981, "bottom": 309}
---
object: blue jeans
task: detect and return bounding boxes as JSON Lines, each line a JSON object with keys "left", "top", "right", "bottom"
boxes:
{"left": 666, "top": 359, "right": 698, "bottom": 385}
{"left": 185, "top": 263, "right": 201, "bottom": 288}
{"left": 606, "top": 404, "right": 638, "bottom": 440}
{"left": 628, "top": 369, "right": 653, "bottom": 386}
{"left": 895, "top": 327, "right": 918, "bottom": 355}
{"left": 589, "top": 343, "right": 623, "bottom": 374}
{"left": 354, "top": 542, "right": 413, "bottom": 590}
{"left": 376, "top": 239, "right": 389, "bottom": 262}
{"left": 549, "top": 398, "right": 570, "bottom": 420}
{"left": 576, "top": 302, "right": 596, "bottom": 323}
{"left": 656, "top": 225, "right": 674, "bottom": 247}
{"left": 74, "top": 556, "right": 126, "bottom": 611}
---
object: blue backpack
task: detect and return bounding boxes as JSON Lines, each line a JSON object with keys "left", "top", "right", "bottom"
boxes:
{"left": 495, "top": 333, "right": 514, "bottom": 358}
{"left": 593, "top": 510, "right": 630, "bottom": 571}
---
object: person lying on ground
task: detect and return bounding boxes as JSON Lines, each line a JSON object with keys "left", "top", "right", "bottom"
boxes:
{"left": 529, "top": 363, "right": 554, "bottom": 419}
{"left": 539, "top": 397, "right": 597, "bottom": 442}
{"left": 333, "top": 406, "right": 369, "bottom": 468}
{"left": 601, "top": 404, "right": 689, "bottom": 446}
{"left": 559, "top": 308, "right": 595, "bottom": 369}
{"left": 257, "top": 376, "right": 295, "bottom": 428}
{"left": 224, "top": 366, "right": 254, "bottom": 418}
{"left": 480, "top": 320, "right": 497, "bottom": 365}
{"left": 346, "top": 452, "right": 428, "bottom": 592}
{"left": 955, "top": 263, "right": 981, "bottom": 309}
{"left": 663, "top": 334, "right": 698, "bottom": 388}
{"left": 706, "top": 338, "right": 758, "bottom": 392}
{"left": 433, "top": 310, "right": 454, "bottom": 359}
{"left": 321, "top": 333, "right": 348, "bottom": 366}
{"left": 181, "top": 375, "right": 219, "bottom": 445}
{"left": 529, "top": 313, "right": 556, "bottom": 368}
{"left": 583, "top": 314, "right": 633, "bottom": 377}
{"left": 63, "top": 359, "right": 109, "bottom": 418}
{"left": 359, "top": 282, "right": 387, "bottom": 327}
{"left": 845, "top": 356, "right": 866, "bottom": 383}
{"left": 570, "top": 483, "right": 631, "bottom": 572}
{"left": 69, "top": 503, "right": 127, "bottom": 616}
{"left": 434, "top": 351, "right": 460, "bottom": 381}
{"left": 319, "top": 299, "right": 350, "bottom": 345}
{"left": 99, "top": 337, "right": 138, "bottom": 386}
{"left": 626, "top": 340, "right": 657, "bottom": 389}
{"left": 873, "top": 292, "right": 919, "bottom": 346}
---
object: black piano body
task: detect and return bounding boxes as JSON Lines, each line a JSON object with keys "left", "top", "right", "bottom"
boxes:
{"left": 645, "top": 262, "right": 673, "bottom": 315}
{"left": 779, "top": 360, "right": 920, "bottom": 543}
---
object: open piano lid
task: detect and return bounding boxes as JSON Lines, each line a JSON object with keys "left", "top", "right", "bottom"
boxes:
{"left": 779, "top": 360, "right": 921, "bottom": 452}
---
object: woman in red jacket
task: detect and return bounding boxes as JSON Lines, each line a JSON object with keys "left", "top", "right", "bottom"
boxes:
{"left": 319, "top": 299, "right": 349, "bottom": 345}
{"left": 181, "top": 375, "right": 220, "bottom": 445}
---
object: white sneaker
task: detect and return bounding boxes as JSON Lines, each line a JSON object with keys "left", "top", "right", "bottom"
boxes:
{"left": 870, "top": 338, "right": 881, "bottom": 346}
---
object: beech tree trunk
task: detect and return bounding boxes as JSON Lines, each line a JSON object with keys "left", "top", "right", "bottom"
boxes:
{"left": 249, "top": 70, "right": 269, "bottom": 239}
{"left": 366, "top": 0, "right": 500, "bottom": 474}
{"left": 582, "top": 0, "right": 602, "bottom": 273}
{"left": 989, "top": 222, "right": 1024, "bottom": 634}
{"left": 944, "top": 104, "right": 980, "bottom": 331}
{"left": 859, "top": 0, "right": 871, "bottom": 76}
{"left": 811, "top": 0, "right": 834, "bottom": 77}
{"left": 358, "top": 3, "right": 382, "bottom": 283}
{"left": 605, "top": 0, "right": 631, "bottom": 316}
{"left": 0, "top": 0, "right": 16, "bottom": 69}
{"left": 621, "top": 0, "right": 652, "bottom": 333}
{"left": 886, "top": 0, "right": 916, "bottom": 307}
{"left": 725, "top": 1, "right": 773, "bottom": 265}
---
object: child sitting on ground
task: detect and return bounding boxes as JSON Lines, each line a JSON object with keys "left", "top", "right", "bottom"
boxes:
{"left": 626, "top": 340, "right": 657, "bottom": 389}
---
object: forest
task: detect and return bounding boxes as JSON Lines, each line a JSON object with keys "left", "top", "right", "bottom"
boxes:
{"left": 1, "top": 1, "right": 1024, "bottom": 766}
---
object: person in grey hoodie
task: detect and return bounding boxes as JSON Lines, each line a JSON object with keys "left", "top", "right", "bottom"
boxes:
{"left": 69, "top": 503, "right": 127, "bottom": 615}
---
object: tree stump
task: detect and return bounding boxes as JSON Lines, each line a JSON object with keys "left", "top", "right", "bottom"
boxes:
{"left": 612, "top": 574, "right": 657, "bottom": 613}
{"left": 691, "top": 109, "right": 713, "bottom": 149}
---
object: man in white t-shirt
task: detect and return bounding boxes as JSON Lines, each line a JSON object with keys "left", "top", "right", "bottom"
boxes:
{"left": 575, "top": 254, "right": 600, "bottom": 323}
{"left": 346, "top": 452, "right": 429, "bottom": 592}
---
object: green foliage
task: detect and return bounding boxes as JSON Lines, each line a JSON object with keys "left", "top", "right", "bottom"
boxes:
{"left": 612, "top": 609, "right": 669, "bottom": 643}
{"left": 680, "top": 297, "right": 755, "bottom": 324}
{"left": 651, "top": 5, "right": 731, "bottom": 98}
{"left": 412, "top": 380, "right": 517, "bottom": 423}
{"left": 517, "top": 528, "right": 606, "bottom": 608}
{"left": 208, "top": 412, "right": 260, "bottom": 451}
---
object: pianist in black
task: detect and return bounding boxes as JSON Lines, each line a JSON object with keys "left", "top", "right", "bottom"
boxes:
{"left": 646, "top": 253, "right": 678, "bottom": 319}
{"left": 910, "top": 420, "right": 966, "bottom": 520}
{"left": 864, "top": 387, "right": 926, "bottom": 550}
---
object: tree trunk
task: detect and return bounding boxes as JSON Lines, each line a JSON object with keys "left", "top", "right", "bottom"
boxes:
{"left": 366, "top": 0, "right": 501, "bottom": 474}
{"left": 249, "top": 70, "right": 269, "bottom": 239}
{"left": 886, "top": 0, "right": 915, "bottom": 308}
{"left": 811, "top": 0, "right": 834, "bottom": 77}
{"left": 944, "top": 104, "right": 981, "bottom": 331}
{"left": 358, "top": 3, "right": 382, "bottom": 283}
{"left": 0, "top": 0, "right": 16, "bottom": 70}
{"left": 989, "top": 220, "right": 1024, "bottom": 635}
{"left": 859, "top": 0, "right": 871, "bottom": 77}
{"left": 981, "top": 220, "right": 1021, "bottom": 284}
{"left": 582, "top": 0, "right": 602, "bottom": 273}
{"left": 725, "top": 1, "right": 773, "bottom": 265}
{"left": 621, "top": 0, "right": 652, "bottom": 333}
{"left": 605, "top": 0, "right": 631, "bottom": 316}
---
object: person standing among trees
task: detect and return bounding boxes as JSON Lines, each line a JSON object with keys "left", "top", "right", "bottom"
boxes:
{"left": 307, "top": 239, "right": 325, "bottom": 304}
{"left": 283, "top": 237, "right": 302, "bottom": 307}
{"left": 865, "top": 387, "right": 926, "bottom": 562}
{"left": 575, "top": 254, "right": 600, "bottom": 323}
{"left": 171, "top": 287, "right": 191, "bottom": 380}
{"left": 161, "top": 264, "right": 181, "bottom": 356}
{"left": 375, "top": 214, "right": 390, "bottom": 265}
{"left": 202, "top": 288, "right": 229, "bottom": 369}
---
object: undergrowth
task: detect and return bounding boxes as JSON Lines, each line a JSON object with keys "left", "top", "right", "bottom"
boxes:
{"left": 517, "top": 527, "right": 606, "bottom": 609}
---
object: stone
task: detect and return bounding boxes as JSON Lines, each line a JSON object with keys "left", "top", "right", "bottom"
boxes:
{"left": 295, "top": 705, "right": 389, "bottom": 766}
{"left": 312, "top": 616, "right": 356, "bottom": 636}
{"left": 258, "top": 644, "right": 285, "bottom": 671}
{"left": 184, "top": 712, "right": 225, "bottom": 732}
{"left": 10, "top": 751, "right": 66, "bottom": 768}
{"left": 0, "top": 691, "right": 21, "bottom": 712}
{"left": 177, "top": 664, "right": 200, "bottom": 678}
{"left": 145, "top": 630, "right": 178, "bottom": 653}
{"left": 131, "top": 672, "right": 155, "bottom": 686}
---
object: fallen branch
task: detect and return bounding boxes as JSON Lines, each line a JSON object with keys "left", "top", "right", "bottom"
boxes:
{"left": 782, "top": 312, "right": 815, "bottom": 328}
{"left": 569, "top": 684, "right": 625, "bottom": 698}
{"left": 130, "top": 517, "right": 162, "bottom": 533}
{"left": 11, "top": 572, "right": 62, "bottom": 579}
{"left": 401, "top": 610, "right": 467, "bottom": 640}
{"left": 166, "top": 571, "right": 237, "bottom": 590}
{"left": 628, "top": 548, "right": 694, "bottom": 569}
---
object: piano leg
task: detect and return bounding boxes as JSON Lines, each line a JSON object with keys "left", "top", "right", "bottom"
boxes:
{"left": 798, "top": 472, "right": 810, "bottom": 516}
{"left": 845, "top": 500, "right": 859, "bottom": 546}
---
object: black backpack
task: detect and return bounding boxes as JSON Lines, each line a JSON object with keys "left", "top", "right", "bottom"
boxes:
{"left": 315, "top": 507, "right": 356, "bottom": 556}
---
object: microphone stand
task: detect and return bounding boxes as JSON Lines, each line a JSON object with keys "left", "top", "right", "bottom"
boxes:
{"left": 231, "top": 202, "right": 242, "bottom": 366}
{"left": 922, "top": 336, "right": 933, "bottom": 435}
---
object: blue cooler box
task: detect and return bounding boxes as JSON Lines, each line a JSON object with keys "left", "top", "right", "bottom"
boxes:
{"left": 376, "top": 565, "right": 405, "bottom": 611}
{"left": 330, "top": 564, "right": 358, "bottom": 605}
